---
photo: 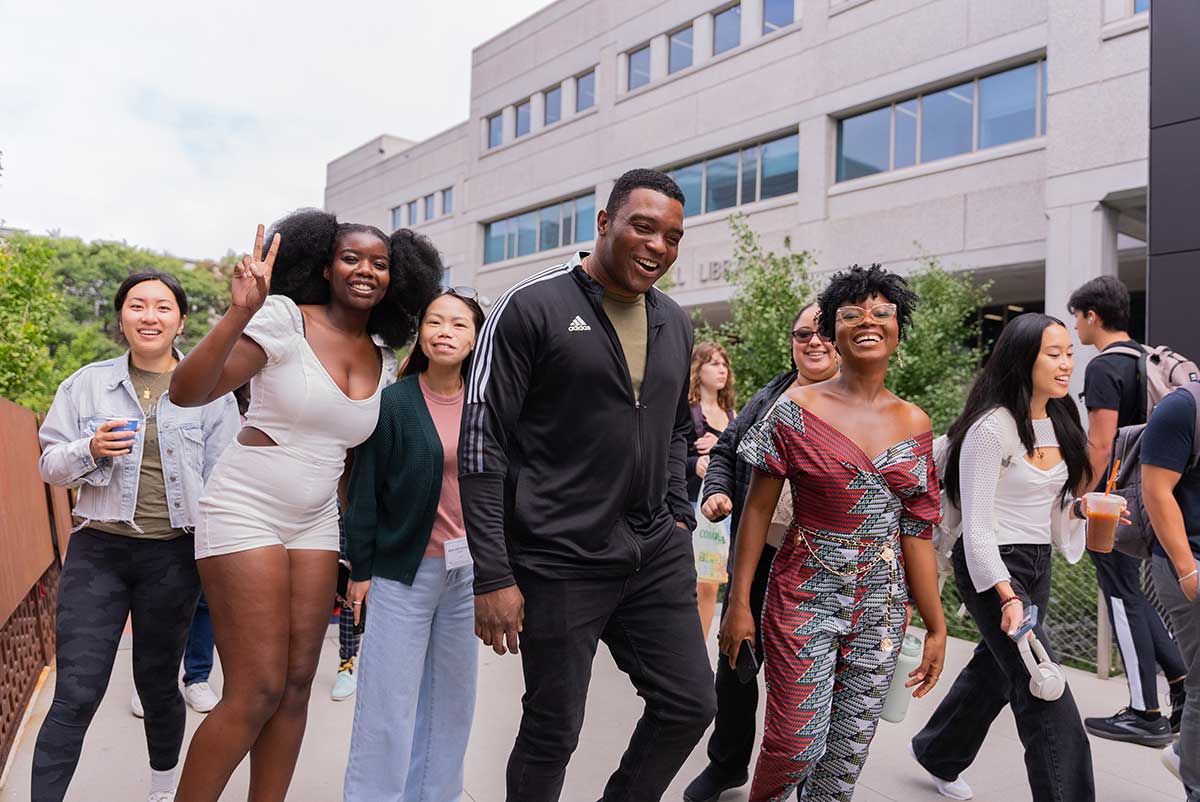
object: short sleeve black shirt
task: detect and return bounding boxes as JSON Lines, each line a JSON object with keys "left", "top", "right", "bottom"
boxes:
{"left": 1141, "top": 387, "right": 1200, "bottom": 559}
{"left": 1082, "top": 339, "right": 1144, "bottom": 428}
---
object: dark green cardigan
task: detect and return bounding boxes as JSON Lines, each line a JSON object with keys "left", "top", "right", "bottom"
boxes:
{"left": 344, "top": 374, "right": 444, "bottom": 584}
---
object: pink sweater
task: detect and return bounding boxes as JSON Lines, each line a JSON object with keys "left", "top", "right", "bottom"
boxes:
{"left": 420, "top": 375, "right": 465, "bottom": 558}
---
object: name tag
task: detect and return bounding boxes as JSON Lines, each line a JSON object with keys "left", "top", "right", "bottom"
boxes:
{"left": 444, "top": 537, "right": 473, "bottom": 571}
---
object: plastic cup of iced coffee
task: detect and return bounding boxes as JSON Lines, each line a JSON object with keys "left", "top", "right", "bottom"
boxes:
{"left": 1084, "top": 492, "right": 1124, "bottom": 553}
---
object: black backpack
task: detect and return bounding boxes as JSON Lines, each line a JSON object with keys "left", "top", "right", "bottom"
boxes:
{"left": 1109, "top": 382, "right": 1200, "bottom": 560}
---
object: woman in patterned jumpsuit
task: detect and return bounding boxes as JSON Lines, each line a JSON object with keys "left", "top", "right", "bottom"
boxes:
{"left": 718, "top": 264, "right": 948, "bottom": 802}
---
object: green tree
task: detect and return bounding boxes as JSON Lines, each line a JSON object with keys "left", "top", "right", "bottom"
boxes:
{"left": 0, "top": 239, "right": 65, "bottom": 411}
{"left": 886, "top": 257, "right": 991, "bottom": 434}
{"left": 695, "top": 215, "right": 816, "bottom": 404}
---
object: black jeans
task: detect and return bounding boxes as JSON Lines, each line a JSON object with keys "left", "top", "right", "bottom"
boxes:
{"left": 31, "top": 529, "right": 200, "bottom": 802}
{"left": 912, "top": 540, "right": 1094, "bottom": 802}
{"left": 507, "top": 528, "right": 717, "bottom": 802}
{"left": 1152, "top": 555, "right": 1200, "bottom": 796}
{"left": 705, "top": 542, "right": 776, "bottom": 777}
{"left": 1090, "top": 548, "right": 1187, "bottom": 710}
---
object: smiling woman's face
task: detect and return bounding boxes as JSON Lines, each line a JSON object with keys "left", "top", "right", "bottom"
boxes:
{"left": 1032, "top": 323, "right": 1074, "bottom": 400}
{"left": 326, "top": 230, "right": 391, "bottom": 311}
{"left": 833, "top": 292, "right": 900, "bottom": 365}
{"left": 791, "top": 304, "right": 838, "bottom": 384}
{"left": 119, "top": 279, "right": 184, "bottom": 360}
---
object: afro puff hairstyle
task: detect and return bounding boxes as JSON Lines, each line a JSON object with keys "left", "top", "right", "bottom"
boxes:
{"left": 262, "top": 208, "right": 444, "bottom": 349}
{"left": 816, "top": 263, "right": 919, "bottom": 342}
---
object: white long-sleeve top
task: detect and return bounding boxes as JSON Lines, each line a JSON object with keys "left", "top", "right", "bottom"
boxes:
{"left": 959, "top": 409, "right": 1083, "bottom": 592}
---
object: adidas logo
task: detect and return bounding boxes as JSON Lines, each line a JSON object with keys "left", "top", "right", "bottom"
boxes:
{"left": 568, "top": 315, "right": 591, "bottom": 332}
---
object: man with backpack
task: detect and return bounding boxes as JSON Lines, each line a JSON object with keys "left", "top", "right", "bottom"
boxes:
{"left": 1069, "top": 275, "right": 1188, "bottom": 745}
{"left": 1141, "top": 381, "right": 1200, "bottom": 802}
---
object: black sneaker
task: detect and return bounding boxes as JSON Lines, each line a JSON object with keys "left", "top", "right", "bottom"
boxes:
{"left": 1170, "top": 682, "right": 1186, "bottom": 735}
{"left": 1084, "top": 708, "right": 1174, "bottom": 747}
{"left": 683, "top": 764, "right": 749, "bottom": 802}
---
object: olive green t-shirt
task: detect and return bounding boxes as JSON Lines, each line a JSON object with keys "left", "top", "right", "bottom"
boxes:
{"left": 601, "top": 292, "right": 648, "bottom": 401}
{"left": 87, "top": 363, "right": 185, "bottom": 540}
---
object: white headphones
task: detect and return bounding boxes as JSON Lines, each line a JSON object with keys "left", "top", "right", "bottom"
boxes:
{"left": 1018, "top": 633, "right": 1067, "bottom": 701}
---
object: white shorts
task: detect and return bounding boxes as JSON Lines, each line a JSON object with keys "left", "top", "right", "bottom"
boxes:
{"left": 195, "top": 440, "right": 342, "bottom": 559}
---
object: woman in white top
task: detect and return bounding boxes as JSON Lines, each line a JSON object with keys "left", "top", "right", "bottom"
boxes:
{"left": 168, "top": 210, "right": 441, "bottom": 802}
{"left": 910, "top": 313, "right": 1097, "bottom": 802}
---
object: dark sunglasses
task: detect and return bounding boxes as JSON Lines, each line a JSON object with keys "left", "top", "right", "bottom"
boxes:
{"left": 791, "top": 327, "right": 831, "bottom": 343}
{"left": 441, "top": 285, "right": 478, "bottom": 300}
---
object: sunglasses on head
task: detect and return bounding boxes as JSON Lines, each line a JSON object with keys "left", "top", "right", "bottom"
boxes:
{"left": 441, "top": 285, "right": 479, "bottom": 301}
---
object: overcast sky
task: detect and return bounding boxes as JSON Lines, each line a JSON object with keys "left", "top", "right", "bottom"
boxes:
{"left": 0, "top": 0, "right": 552, "bottom": 259}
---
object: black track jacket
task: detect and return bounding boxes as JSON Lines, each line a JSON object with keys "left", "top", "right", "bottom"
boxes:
{"left": 459, "top": 252, "right": 697, "bottom": 594}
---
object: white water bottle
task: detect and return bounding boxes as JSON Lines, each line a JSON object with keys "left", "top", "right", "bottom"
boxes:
{"left": 881, "top": 633, "right": 924, "bottom": 723}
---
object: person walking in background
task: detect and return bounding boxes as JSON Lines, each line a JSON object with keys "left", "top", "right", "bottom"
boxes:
{"left": 34, "top": 271, "right": 239, "bottom": 802}
{"left": 341, "top": 287, "right": 485, "bottom": 801}
{"left": 460, "top": 169, "right": 716, "bottom": 802}
{"left": 684, "top": 301, "right": 839, "bottom": 802}
{"left": 1070, "top": 276, "right": 1186, "bottom": 745}
{"left": 719, "top": 265, "right": 946, "bottom": 802}
{"left": 331, "top": 514, "right": 362, "bottom": 702}
{"left": 910, "top": 313, "right": 1096, "bottom": 802}
{"left": 167, "top": 211, "right": 440, "bottom": 802}
{"left": 686, "top": 341, "right": 736, "bottom": 641}
{"left": 1140, "top": 381, "right": 1200, "bottom": 802}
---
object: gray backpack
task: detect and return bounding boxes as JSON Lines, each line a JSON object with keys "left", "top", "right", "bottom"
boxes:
{"left": 1109, "top": 382, "right": 1200, "bottom": 560}
{"left": 1098, "top": 344, "right": 1200, "bottom": 422}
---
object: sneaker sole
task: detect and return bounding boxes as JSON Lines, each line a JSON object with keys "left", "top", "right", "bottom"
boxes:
{"left": 330, "top": 692, "right": 355, "bottom": 702}
{"left": 1084, "top": 726, "right": 1175, "bottom": 748}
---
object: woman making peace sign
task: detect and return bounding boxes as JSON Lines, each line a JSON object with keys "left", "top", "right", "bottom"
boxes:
{"left": 168, "top": 209, "right": 441, "bottom": 802}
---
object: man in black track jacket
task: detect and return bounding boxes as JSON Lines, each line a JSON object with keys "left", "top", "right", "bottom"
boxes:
{"left": 460, "top": 169, "right": 716, "bottom": 802}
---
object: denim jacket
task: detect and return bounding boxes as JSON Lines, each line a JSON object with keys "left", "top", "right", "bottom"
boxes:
{"left": 38, "top": 351, "right": 239, "bottom": 533}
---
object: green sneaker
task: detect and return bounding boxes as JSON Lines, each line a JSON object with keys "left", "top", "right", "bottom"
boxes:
{"left": 331, "top": 657, "right": 357, "bottom": 701}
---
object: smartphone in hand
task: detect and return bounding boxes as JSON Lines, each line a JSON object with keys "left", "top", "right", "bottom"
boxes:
{"left": 735, "top": 638, "right": 759, "bottom": 684}
{"left": 1009, "top": 603, "right": 1039, "bottom": 642}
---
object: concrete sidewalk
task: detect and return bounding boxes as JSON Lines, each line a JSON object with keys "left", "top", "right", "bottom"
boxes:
{"left": 2, "top": 623, "right": 1184, "bottom": 802}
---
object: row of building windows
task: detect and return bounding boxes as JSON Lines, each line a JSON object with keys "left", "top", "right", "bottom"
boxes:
{"left": 391, "top": 186, "right": 454, "bottom": 230}
{"left": 487, "top": 70, "right": 597, "bottom": 149}
{"left": 483, "top": 193, "right": 597, "bottom": 264}
{"left": 629, "top": 0, "right": 795, "bottom": 91}
{"left": 668, "top": 132, "right": 799, "bottom": 217}
{"left": 836, "top": 59, "right": 1048, "bottom": 182}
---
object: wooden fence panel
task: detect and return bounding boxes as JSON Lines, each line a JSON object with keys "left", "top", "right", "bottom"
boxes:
{"left": 0, "top": 399, "right": 55, "bottom": 625}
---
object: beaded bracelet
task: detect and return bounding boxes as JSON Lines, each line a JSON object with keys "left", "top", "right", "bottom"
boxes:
{"left": 1000, "top": 597, "right": 1022, "bottom": 610}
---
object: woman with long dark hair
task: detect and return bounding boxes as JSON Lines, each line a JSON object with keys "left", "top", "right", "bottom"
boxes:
{"left": 719, "top": 265, "right": 947, "bottom": 801}
{"left": 168, "top": 210, "right": 441, "bottom": 802}
{"left": 340, "top": 287, "right": 485, "bottom": 801}
{"left": 910, "top": 313, "right": 1096, "bottom": 802}
{"left": 35, "top": 271, "right": 238, "bottom": 802}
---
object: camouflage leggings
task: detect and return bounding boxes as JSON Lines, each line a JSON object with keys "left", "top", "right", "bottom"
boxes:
{"left": 32, "top": 528, "right": 200, "bottom": 802}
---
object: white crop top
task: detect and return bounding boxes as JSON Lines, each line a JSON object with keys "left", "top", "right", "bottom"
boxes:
{"left": 241, "top": 296, "right": 397, "bottom": 463}
{"left": 960, "top": 414, "right": 1066, "bottom": 592}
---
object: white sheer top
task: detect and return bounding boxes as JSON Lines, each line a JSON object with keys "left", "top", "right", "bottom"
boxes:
{"left": 961, "top": 414, "right": 1065, "bottom": 592}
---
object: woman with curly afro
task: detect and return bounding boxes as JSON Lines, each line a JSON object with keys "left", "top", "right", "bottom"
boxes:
{"left": 718, "top": 264, "right": 948, "bottom": 801}
{"left": 168, "top": 209, "right": 442, "bottom": 802}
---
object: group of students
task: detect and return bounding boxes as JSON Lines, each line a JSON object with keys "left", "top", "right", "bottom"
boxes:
{"left": 29, "top": 167, "right": 1198, "bottom": 802}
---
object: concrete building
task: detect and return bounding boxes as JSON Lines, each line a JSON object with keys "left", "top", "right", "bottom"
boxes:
{"left": 325, "top": 0, "right": 1155, "bottom": 392}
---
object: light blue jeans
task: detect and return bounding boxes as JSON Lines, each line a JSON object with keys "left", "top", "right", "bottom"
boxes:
{"left": 343, "top": 559, "right": 478, "bottom": 802}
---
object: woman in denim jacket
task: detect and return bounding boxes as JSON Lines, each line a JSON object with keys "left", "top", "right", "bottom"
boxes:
{"left": 33, "top": 270, "right": 238, "bottom": 802}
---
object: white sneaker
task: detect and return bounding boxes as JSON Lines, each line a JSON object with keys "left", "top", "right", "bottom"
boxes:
{"left": 1162, "top": 743, "right": 1183, "bottom": 782}
{"left": 183, "top": 681, "right": 220, "bottom": 713}
{"left": 909, "top": 742, "right": 973, "bottom": 800}
{"left": 131, "top": 689, "right": 144, "bottom": 719}
{"left": 147, "top": 792, "right": 175, "bottom": 802}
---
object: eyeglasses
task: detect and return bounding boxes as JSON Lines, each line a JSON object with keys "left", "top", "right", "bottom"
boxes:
{"left": 791, "top": 328, "right": 831, "bottom": 343}
{"left": 441, "top": 285, "right": 478, "bottom": 300}
{"left": 835, "top": 302, "right": 897, "bottom": 326}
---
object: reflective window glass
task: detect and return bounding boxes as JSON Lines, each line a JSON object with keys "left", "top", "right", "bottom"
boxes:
{"left": 391, "top": 206, "right": 403, "bottom": 231}
{"left": 740, "top": 145, "right": 759, "bottom": 204}
{"left": 545, "top": 86, "right": 562, "bottom": 126}
{"left": 628, "top": 46, "right": 651, "bottom": 91}
{"left": 1041, "top": 61, "right": 1048, "bottom": 135}
{"left": 921, "top": 81, "right": 974, "bottom": 163}
{"left": 714, "top": 5, "right": 741, "bottom": 55}
{"left": 442, "top": 187, "right": 454, "bottom": 215}
{"left": 672, "top": 163, "right": 703, "bottom": 217}
{"left": 760, "top": 134, "right": 799, "bottom": 198}
{"left": 484, "top": 221, "right": 506, "bottom": 264}
{"left": 562, "top": 199, "right": 575, "bottom": 244}
{"left": 1135, "top": 0, "right": 1149, "bottom": 12}
{"left": 515, "top": 101, "right": 531, "bottom": 137}
{"left": 408, "top": 200, "right": 419, "bottom": 225}
{"left": 424, "top": 194, "right": 435, "bottom": 221}
{"left": 979, "top": 63, "right": 1037, "bottom": 149}
{"left": 577, "top": 71, "right": 596, "bottom": 111}
{"left": 837, "top": 107, "right": 890, "bottom": 181}
{"left": 539, "top": 204, "right": 561, "bottom": 251}
{"left": 517, "top": 212, "right": 538, "bottom": 256}
{"left": 669, "top": 26, "right": 693, "bottom": 74}
{"left": 893, "top": 99, "right": 918, "bottom": 170}
{"left": 705, "top": 152, "right": 739, "bottom": 213}
{"left": 763, "top": 0, "right": 793, "bottom": 33}
{"left": 575, "top": 194, "right": 596, "bottom": 241}
{"left": 488, "top": 114, "right": 503, "bottom": 148}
